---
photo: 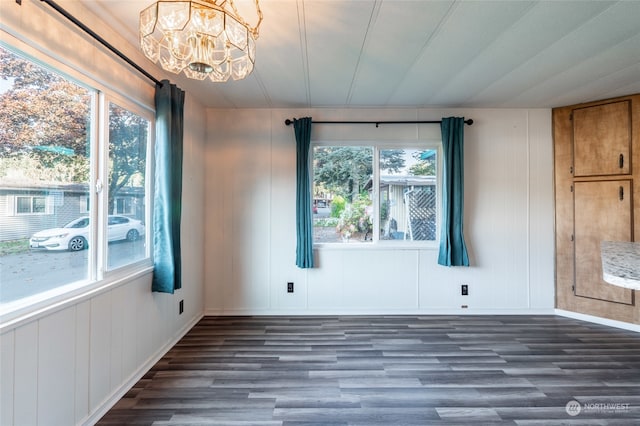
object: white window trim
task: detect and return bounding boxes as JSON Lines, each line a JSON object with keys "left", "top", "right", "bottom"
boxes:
{"left": 103, "top": 95, "right": 154, "bottom": 276}
{"left": 0, "top": 36, "right": 155, "bottom": 325}
{"left": 14, "top": 195, "right": 52, "bottom": 215}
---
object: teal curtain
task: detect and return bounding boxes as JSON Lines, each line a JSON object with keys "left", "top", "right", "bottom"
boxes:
{"left": 294, "top": 117, "right": 314, "bottom": 268}
{"left": 438, "top": 117, "right": 470, "bottom": 267}
{"left": 152, "top": 80, "right": 185, "bottom": 293}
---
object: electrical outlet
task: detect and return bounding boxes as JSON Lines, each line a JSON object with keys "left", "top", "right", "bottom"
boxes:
{"left": 287, "top": 282, "right": 294, "bottom": 293}
{"left": 461, "top": 284, "right": 468, "bottom": 296}
{"left": 179, "top": 299, "right": 184, "bottom": 314}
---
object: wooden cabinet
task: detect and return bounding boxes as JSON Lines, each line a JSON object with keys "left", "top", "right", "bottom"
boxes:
{"left": 554, "top": 94, "right": 639, "bottom": 325}
{"left": 573, "top": 101, "right": 631, "bottom": 177}
{"left": 574, "top": 180, "right": 633, "bottom": 304}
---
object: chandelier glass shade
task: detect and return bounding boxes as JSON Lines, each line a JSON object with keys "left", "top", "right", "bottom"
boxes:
{"left": 140, "top": 0, "right": 262, "bottom": 82}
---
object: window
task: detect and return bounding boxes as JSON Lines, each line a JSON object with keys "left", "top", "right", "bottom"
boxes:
{"left": 0, "top": 44, "right": 152, "bottom": 313}
{"left": 114, "top": 198, "right": 134, "bottom": 215}
{"left": 378, "top": 148, "right": 437, "bottom": 242}
{"left": 16, "top": 196, "right": 47, "bottom": 214}
{"left": 312, "top": 144, "right": 440, "bottom": 244}
{"left": 80, "top": 196, "right": 90, "bottom": 213}
{"left": 106, "top": 101, "right": 149, "bottom": 270}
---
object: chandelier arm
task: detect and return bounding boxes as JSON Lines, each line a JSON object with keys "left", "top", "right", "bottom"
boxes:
{"left": 227, "top": 0, "right": 262, "bottom": 38}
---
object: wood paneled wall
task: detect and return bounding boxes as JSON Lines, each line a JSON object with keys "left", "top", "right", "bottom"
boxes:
{"left": 553, "top": 94, "right": 640, "bottom": 325}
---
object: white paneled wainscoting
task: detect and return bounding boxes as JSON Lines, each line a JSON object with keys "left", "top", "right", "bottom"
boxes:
{"left": 204, "top": 108, "right": 556, "bottom": 316}
{"left": 1, "top": 273, "right": 202, "bottom": 426}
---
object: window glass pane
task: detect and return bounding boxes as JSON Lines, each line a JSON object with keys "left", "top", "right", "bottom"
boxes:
{"left": 106, "top": 102, "right": 148, "bottom": 270}
{"left": 115, "top": 198, "right": 131, "bottom": 214}
{"left": 379, "top": 148, "right": 437, "bottom": 241}
{"left": 0, "top": 46, "right": 92, "bottom": 305}
{"left": 313, "top": 146, "right": 373, "bottom": 243}
{"left": 16, "top": 197, "right": 31, "bottom": 213}
{"left": 33, "top": 196, "right": 46, "bottom": 213}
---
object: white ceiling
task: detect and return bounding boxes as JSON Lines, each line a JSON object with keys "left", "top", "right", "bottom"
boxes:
{"left": 85, "top": 0, "right": 640, "bottom": 109}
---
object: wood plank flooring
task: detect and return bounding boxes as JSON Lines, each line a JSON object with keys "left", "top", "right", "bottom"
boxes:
{"left": 97, "top": 315, "right": 640, "bottom": 425}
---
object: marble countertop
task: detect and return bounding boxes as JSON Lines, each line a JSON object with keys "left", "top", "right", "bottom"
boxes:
{"left": 601, "top": 241, "right": 640, "bottom": 290}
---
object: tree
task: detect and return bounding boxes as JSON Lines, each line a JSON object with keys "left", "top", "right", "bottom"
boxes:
{"left": 380, "top": 149, "right": 405, "bottom": 173}
{"left": 0, "top": 46, "right": 147, "bottom": 211}
{"left": 0, "top": 47, "right": 91, "bottom": 185}
{"left": 313, "top": 146, "right": 370, "bottom": 201}
{"left": 108, "top": 104, "right": 147, "bottom": 213}
{"left": 0, "top": 48, "right": 90, "bottom": 157}
{"left": 313, "top": 146, "right": 405, "bottom": 200}
{"left": 408, "top": 150, "right": 436, "bottom": 176}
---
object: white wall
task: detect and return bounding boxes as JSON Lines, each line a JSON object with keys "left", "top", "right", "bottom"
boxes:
{"left": 0, "top": 1, "right": 206, "bottom": 425}
{"left": 204, "top": 108, "right": 555, "bottom": 314}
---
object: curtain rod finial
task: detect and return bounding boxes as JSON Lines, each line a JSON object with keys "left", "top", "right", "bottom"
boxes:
{"left": 465, "top": 119, "right": 474, "bottom": 125}
{"left": 285, "top": 119, "right": 293, "bottom": 126}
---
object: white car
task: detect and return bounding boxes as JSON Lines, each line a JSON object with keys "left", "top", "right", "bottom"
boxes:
{"left": 29, "top": 215, "right": 145, "bottom": 251}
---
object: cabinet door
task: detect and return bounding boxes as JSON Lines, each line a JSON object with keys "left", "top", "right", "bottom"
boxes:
{"left": 573, "top": 101, "right": 631, "bottom": 177}
{"left": 574, "top": 180, "right": 633, "bottom": 304}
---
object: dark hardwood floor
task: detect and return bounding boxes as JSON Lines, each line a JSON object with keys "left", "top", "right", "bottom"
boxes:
{"left": 97, "top": 315, "right": 640, "bottom": 425}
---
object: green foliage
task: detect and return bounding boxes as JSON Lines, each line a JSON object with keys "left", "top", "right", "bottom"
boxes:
{"left": 0, "top": 239, "right": 29, "bottom": 256}
{"left": 380, "top": 199, "right": 388, "bottom": 221}
{"left": 0, "top": 152, "right": 89, "bottom": 183}
{"left": 314, "top": 146, "right": 373, "bottom": 199}
{"left": 331, "top": 195, "right": 346, "bottom": 218}
{"left": 380, "top": 149, "right": 405, "bottom": 173}
{"left": 313, "top": 146, "right": 406, "bottom": 203}
{"left": 107, "top": 103, "right": 147, "bottom": 212}
{"left": 0, "top": 48, "right": 91, "bottom": 156}
{"left": 408, "top": 150, "right": 436, "bottom": 176}
{"left": 336, "top": 195, "right": 372, "bottom": 240}
{"left": 313, "top": 217, "right": 339, "bottom": 227}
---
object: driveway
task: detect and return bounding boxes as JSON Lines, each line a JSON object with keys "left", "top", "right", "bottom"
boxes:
{"left": 0, "top": 240, "right": 146, "bottom": 304}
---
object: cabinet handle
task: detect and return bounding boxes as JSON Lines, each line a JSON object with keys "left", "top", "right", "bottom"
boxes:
{"left": 619, "top": 186, "right": 624, "bottom": 201}
{"left": 619, "top": 154, "right": 624, "bottom": 169}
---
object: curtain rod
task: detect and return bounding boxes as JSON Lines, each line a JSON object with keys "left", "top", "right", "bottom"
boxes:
{"left": 38, "top": 0, "right": 163, "bottom": 86}
{"left": 284, "top": 118, "right": 473, "bottom": 128}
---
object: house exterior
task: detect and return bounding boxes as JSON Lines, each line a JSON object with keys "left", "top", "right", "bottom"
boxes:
{"left": 379, "top": 175, "right": 436, "bottom": 240}
{"left": 364, "top": 175, "right": 437, "bottom": 240}
{"left": 0, "top": 182, "right": 145, "bottom": 242}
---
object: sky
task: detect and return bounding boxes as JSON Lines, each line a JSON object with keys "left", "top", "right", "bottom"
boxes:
{"left": 0, "top": 77, "right": 14, "bottom": 94}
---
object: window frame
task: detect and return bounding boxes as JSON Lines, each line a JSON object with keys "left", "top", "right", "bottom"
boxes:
{"left": 0, "top": 39, "right": 155, "bottom": 323}
{"left": 114, "top": 197, "right": 135, "bottom": 215}
{"left": 311, "top": 140, "right": 442, "bottom": 248}
{"left": 102, "top": 95, "right": 153, "bottom": 274}
{"left": 15, "top": 195, "right": 49, "bottom": 215}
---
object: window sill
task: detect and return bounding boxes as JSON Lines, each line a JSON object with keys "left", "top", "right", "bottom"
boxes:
{"left": 314, "top": 242, "right": 439, "bottom": 250}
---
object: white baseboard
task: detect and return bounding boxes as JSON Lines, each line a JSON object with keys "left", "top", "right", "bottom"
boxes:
{"left": 555, "top": 309, "right": 640, "bottom": 333}
{"left": 81, "top": 313, "right": 204, "bottom": 426}
{"left": 204, "top": 308, "right": 556, "bottom": 316}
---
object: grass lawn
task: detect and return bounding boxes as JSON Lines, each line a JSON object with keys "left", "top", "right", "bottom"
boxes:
{"left": 0, "top": 239, "right": 29, "bottom": 256}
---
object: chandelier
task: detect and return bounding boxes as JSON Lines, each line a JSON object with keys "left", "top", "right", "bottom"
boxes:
{"left": 139, "top": 0, "right": 262, "bottom": 82}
